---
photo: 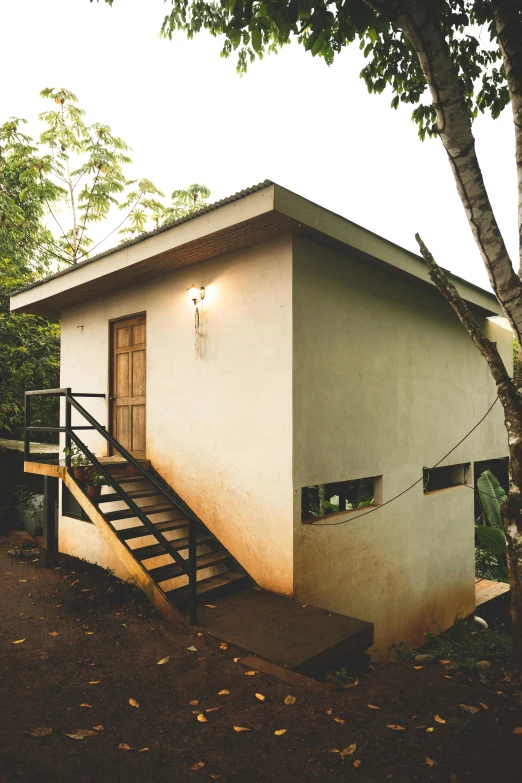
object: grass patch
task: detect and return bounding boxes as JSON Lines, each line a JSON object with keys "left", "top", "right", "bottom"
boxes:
{"left": 422, "top": 619, "right": 512, "bottom": 673}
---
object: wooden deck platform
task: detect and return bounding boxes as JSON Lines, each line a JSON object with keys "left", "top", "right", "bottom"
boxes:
{"left": 196, "top": 587, "right": 373, "bottom": 676}
{"left": 475, "top": 578, "right": 510, "bottom": 608}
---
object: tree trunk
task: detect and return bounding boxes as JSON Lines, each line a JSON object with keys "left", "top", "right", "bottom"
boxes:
{"left": 503, "top": 400, "right": 522, "bottom": 669}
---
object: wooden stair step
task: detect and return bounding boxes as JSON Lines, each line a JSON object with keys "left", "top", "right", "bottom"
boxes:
{"left": 117, "top": 518, "right": 188, "bottom": 541}
{"left": 166, "top": 572, "right": 247, "bottom": 603}
{"left": 133, "top": 533, "right": 214, "bottom": 561}
{"left": 109, "top": 473, "right": 151, "bottom": 484}
{"left": 106, "top": 502, "right": 174, "bottom": 521}
{"left": 99, "top": 489, "right": 159, "bottom": 504}
{"left": 147, "top": 552, "right": 231, "bottom": 582}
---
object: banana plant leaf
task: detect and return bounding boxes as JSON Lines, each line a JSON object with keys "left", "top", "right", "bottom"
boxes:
{"left": 475, "top": 523, "right": 506, "bottom": 558}
{"left": 477, "top": 470, "right": 506, "bottom": 530}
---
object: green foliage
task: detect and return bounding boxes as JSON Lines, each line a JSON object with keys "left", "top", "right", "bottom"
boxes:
{"left": 475, "top": 469, "right": 508, "bottom": 581}
{"left": 145, "top": 0, "right": 511, "bottom": 140}
{"left": 422, "top": 619, "right": 512, "bottom": 673}
{"left": 475, "top": 546, "right": 505, "bottom": 582}
{"left": 2, "top": 88, "right": 211, "bottom": 265}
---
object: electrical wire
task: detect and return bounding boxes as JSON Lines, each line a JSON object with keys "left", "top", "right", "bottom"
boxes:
{"left": 309, "top": 396, "right": 500, "bottom": 527}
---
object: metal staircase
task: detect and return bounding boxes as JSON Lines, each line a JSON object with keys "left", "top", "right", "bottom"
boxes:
{"left": 24, "top": 388, "right": 249, "bottom": 624}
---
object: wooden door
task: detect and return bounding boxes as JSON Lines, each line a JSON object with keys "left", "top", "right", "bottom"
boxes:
{"left": 110, "top": 314, "right": 146, "bottom": 459}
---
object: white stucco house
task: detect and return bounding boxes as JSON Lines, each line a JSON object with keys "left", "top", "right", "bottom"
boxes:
{"left": 11, "top": 181, "right": 511, "bottom": 662}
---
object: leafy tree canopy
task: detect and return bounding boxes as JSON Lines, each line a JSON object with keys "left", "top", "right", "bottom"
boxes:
{"left": 151, "top": 0, "right": 508, "bottom": 140}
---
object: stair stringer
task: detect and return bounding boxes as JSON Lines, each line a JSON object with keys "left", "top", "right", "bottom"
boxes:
{"left": 63, "top": 472, "right": 185, "bottom": 625}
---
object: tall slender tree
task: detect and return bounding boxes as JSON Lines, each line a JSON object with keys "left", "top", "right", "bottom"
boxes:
{"left": 96, "top": 0, "right": 522, "bottom": 665}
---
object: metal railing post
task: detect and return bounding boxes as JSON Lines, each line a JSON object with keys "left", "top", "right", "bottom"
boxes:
{"left": 65, "top": 387, "right": 72, "bottom": 468}
{"left": 188, "top": 521, "right": 197, "bottom": 626}
{"left": 24, "top": 393, "right": 31, "bottom": 462}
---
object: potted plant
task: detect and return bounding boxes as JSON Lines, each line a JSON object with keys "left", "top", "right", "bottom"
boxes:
{"left": 63, "top": 445, "right": 90, "bottom": 482}
{"left": 86, "top": 471, "right": 105, "bottom": 501}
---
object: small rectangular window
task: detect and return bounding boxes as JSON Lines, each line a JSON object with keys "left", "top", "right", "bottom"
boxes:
{"left": 423, "top": 463, "right": 470, "bottom": 493}
{"left": 301, "top": 476, "right": 382, "bottom": 522}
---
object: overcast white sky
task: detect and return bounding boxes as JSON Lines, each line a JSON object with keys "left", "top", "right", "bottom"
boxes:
{"left": 1, "top": 0, "right": 518, "bottom": 290}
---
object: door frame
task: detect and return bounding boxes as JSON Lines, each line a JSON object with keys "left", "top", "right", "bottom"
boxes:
{"left": 108, "top": 311, "right": 147, "bottom": 458}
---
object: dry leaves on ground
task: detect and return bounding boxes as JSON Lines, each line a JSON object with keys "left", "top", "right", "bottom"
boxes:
{"left": 342, "top": 744, "right": 357, "bottom": 757}
{"left": 219, "top": 643, "right": 228, "bottom": 650}
{"left": 79, "top": 704, "right": 91, "bottom": 708}
{"left": 233, "top": 726, "right": 250, "bottom": 732}
{"left": 284, "top": 695, "right": 296, "bottom": 705}
{"left": 367, "top": 704, "right": 380, "bottom": 710}
{"left": 157, "top": 656, "right": 170, "bottom": 665}
{"left": 118, "top": 743, "right": 132, "bottom": 750}
{"left": 426, "top": 757, "right": 437, "bottom": 767}
{"left": 244, "top": 670, "right": 258, "bottom": 676}
{"left": 255, "top": 693, "right": 266, "bottom": 701}
{"left": 334, "top": 718, "right": 345, "bottom": 725}
{"left": 189, "top": 700, "right": 199, "bottom": 706}
{"left": 197, "top": 714, "right": 208, "bottom": 723}
{"left": 23, "top": 728, "right": 52, "bottom": 737}
{"left": 386, "top": 725, "right": 405, "bottom": 731}
{"left": 12, "top": 639, "right": 25, "bottom": 644}
{"left": 48, "top": 632, "right": 58, "bottom": 637}
{"left": 218, "top": 690, "right": 230, "bottom": 696}
{"left": 65, "top": 729, "right": 98, "bottom": 740}
{"left": 274, "top": 729, "right": 287, "bottom": 736}
{"left": 434, "top": 715, "right": 446, "bottom": 724}
{"left": 513, "top": 727, "right": 522, "bottom": 734}
{"left": 353, "top": 759, "right": 362, "bottom": 768}
{"left": 191, "top": 761, "right": 205, "bottom": 770}
{"left": 129, "top": 698, "right": 139, "bottom": 709}
{"left": 459, "top": 704, "right": 480, "bottom": 715}
{"left": 342, "top": 678, "right": 359, "bottom": 689}
{"left": 89, "top": 681, "right": 100, "bottom": 685}
{"left": 93, "top": 725, "right": 104, "bottom": 732}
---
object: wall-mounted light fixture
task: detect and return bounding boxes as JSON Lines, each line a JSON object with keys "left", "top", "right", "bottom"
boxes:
{"left": 188, "top": 284, "right": 205, "bottom": 305}
{"left": 187, "top": 285, "right": 206, "bottom": 357}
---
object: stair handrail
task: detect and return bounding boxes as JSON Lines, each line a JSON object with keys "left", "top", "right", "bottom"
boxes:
{"left": 24, "top": 388, "right": 198, "bottom": 624}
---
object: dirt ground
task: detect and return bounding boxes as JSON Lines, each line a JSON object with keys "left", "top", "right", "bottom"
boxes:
{"left": 1, "top": 539, "right": 522, "bottom": 783}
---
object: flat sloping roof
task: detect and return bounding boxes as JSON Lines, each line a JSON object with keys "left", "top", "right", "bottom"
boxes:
{"left": 10, "top": 181, "right": 502, "bottom": 318}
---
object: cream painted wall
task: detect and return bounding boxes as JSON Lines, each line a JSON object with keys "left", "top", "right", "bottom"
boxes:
{"left": 292, "top": 235, "right": 511, "bottom": 655}
{"left": 59, "top": 236, "right": 294, "bottom": 594}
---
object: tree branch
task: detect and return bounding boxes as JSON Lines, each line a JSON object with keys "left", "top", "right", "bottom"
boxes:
{"left": 364, "top": 0, "right": 522, "bottom": 344}
{"left": 415, "top": 232, "right": 511, "bottom": 391}
{"left": 490, "top": 0, "right": 522, "bottom": 274}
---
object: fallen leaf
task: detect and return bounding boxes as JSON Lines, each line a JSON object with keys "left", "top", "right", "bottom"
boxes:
{"left": 444, "top": 675, "right": 455, "bottom": 680}
{"left": 302, "top": 604, "right": 308, "bottom": 608}
{"left": 233, "top": 657, "right": 240, "bottom": 663}
{"left": 219, "top": 643, "right": 228, "bottom": 650}
{"left": 413, "top": 665, "right": 424, "bottom": 670}
{"left": 439, "top": 659, "right": 450, "bottom": 665}
{"left": 23, "top": 727, "right": 53, "bottom": 737}
{"left": 19, "top": 579, "right": 28, "bottom": 583}
{"left": 189, "top": 700, "right": 199, "bottom": 706}
{"left": 48, "top": 632, "right": 58, "bottom": 637}
{"left": 342, "top": 678, "right": 359, "bottom": 689}
{"left": 12, "top": 639, "right": 25, "bottom": 645}
{"left": 334, "top": 717, "right": 345, "bottom": 725}
{"left": 118, "top": 743, "right": 132, "bottom": 750}
{"left": 205, "top": 707, "right": 220, "bottom": 713}
{"left": 426, "top": 727, "right": 435, "bottom": 733}
{"left": 204, "top": 604, "right": 217, "bottom": 609}
{"left": 479, "top": 702, "right": 489, "bottom": 710}
{"left": 274, "top": 729, "right": 287, "bottom": 736}
{"left": 233, "top": 726, "right": 250, "bottom": 732}
{"left": 218, "top": 690, "right": 230, "bottom": 696}
{"left": 284, "top": 695, "right": 296, "bottom": 705}
{"left": 353, "top": 759, "right": 362, "bottom": 768}
{"left": 459, "top": 704, "right": 480, "bottom": 715}
{"left": 138, "top": 747, "right": 149, "bottom": 752}
{"left": 93, "top": 725, "right": 104, "bottom": 731}
{"left": 386, "top": 725, "right": 405, "bottom": 731}
{"left": 191, "top": 761, "right": 205, "bottom": 771}
{"left": 434, "top": 715, "right": 446, "bottom": 724}
{"left": 342, "top": 743, "right": 356, "bottom": 756}
{"left": 157, "top": 656, "right": 170, "bottom": 665}
{"left": 197, "top": 632, "right": 203, "bottom": 636}
{"left": 426, "top": 757, "right": 437, "bottom": 767}
{"left": 85, "top": 632, "right": 95, "bottom": 635}
{"left": 367, "top": 704, "right": 380, "bottom": 710}
{"left": 330, "top": 748, "right": 340, "bottom": 753}
{"left": 79, "top": 704, "right": 91, "bottom": 708}
{"left": 187, "top": 646, "right": 198, "bottom": 652}
{"left": 81, "top": 588, "right": 92, "bottom": 592}
{"left": 88, "top": 681, "right": 100, "bottom": 685}
{"left": 255, "top": 693, "right": 266, "bottom": 701}
{"left": 129, "top": 698, "right": 139, "bottom": 709}
{"left": 245, "top": 671, "right": 258, "bottom": 676}
{"left": 197, "top": 714, "right": 208, "bottom": 723}
{"left": 197, "top": 656, "right": 206, "bottom": 661}
{"left": 327, "top": 708, "right": 333, "bottom": 715}
{"left": 513, "top": 727, "right": 522, "bottom": 734}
